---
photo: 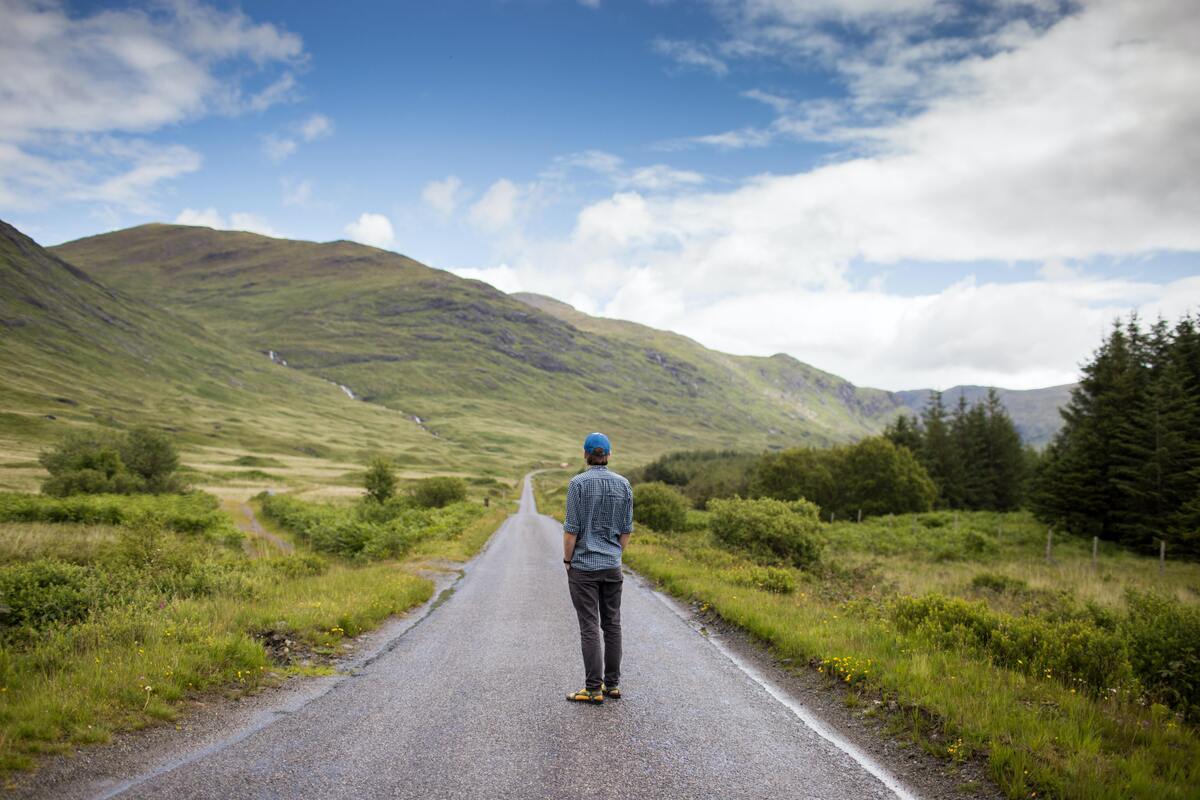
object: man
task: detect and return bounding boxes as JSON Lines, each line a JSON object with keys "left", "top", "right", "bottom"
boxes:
{"left": 563, "top": 432, "right": 633, "bottom": 704}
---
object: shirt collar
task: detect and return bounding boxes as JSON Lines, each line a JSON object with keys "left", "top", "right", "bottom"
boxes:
{"left": 588, "top": 465, "right": 609, "bottom": 471}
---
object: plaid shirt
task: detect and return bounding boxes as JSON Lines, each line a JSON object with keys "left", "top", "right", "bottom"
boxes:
{"left": 564, "top": 466, "right": 634, "bottom": 571}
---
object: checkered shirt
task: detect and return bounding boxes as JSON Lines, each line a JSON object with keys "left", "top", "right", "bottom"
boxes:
{"left": 564, "top": 466, "right": 634, "bottom": 571}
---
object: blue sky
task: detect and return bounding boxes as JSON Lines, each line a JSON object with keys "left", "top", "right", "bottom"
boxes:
{"left": 2, "top": 0, "right": 1198, "bottom": 390}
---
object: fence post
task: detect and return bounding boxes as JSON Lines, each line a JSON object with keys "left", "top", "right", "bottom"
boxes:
{"left": 1045, "top": 527, "right": 1053, "bottom": 563}
{"left": 857, "top": 508, "right": 863, "bottom": 523}
{"left": 1160, "top": 539, "right": 1166, "bottom": 573}
{"left": 1092, "top": 535, "right": 1098, "bottom": 568}
{"left": 830, "top": 512, "right": 835, "bottom": 524}
{"left": 911, "top": 517, "right": 917, "bottom": 534}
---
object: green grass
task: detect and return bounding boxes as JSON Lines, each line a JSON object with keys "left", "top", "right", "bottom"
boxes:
{"left": 0, "top": 484, "right": 509, "bottom": 777}
{"left": 527, "top": 469, "right": 1200, "bottom": 800}
{"left": 623, "top": 529, "right": 1200, "bottom": 799}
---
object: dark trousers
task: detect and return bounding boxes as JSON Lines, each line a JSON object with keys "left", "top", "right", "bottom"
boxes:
{"left": 567, "top": 567, "right": 623, "bottom": 691}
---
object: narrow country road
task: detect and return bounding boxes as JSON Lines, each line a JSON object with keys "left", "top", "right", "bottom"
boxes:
{"left": 99, "top": 476, "right": 913, "bottom": 799}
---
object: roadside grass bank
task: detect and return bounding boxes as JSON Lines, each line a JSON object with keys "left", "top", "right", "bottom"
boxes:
{"left": 531, "top": 467, "right": 1199, "bottom": 800}
{"left": 0, "top": 490, "right": 509, "bottom": 778}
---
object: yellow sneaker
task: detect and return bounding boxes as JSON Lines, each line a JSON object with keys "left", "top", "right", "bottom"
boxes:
{"left": 566, "top": 688, "right": 604, "bottom": 704}
{"left": 601, "top": 684, "right": 621, "bottom": 700}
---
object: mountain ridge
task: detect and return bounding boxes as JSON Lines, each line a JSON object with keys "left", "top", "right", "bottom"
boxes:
{"left": 5, "top": 221, "right": 1070, "bottom": 463}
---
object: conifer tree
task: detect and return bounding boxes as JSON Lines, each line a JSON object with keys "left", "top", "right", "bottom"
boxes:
{"left": 920, "top": 391, "right": 961, "bottom": 508}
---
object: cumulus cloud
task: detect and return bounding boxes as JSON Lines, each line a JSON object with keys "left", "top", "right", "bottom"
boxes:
{"left": 261, "top": 113, "right": 334, "bottom": 163}
{"left": 462, "top": 0, "right": 1200, "bottom": 389}
{"left": 422, "top": 175, "right": 464, "bottom": 216}
{"left": 299, "top": 113, "right": 333, "bottom": 141}
{"left": 470, "top": 179, "right": 521, "bottom": 232}
{"left": 651, "top": 38, "right": 729, "bottom": 76}
{"left": 344, "top": 212, "right": 395, "bottom": 249}
{"left": 175, "top": 207, "right": 282, "bottom": 237}
{"left": 261, "top": 134, "right": 297, "bottom": 162}
{"left": 0, "top": 0, "right": 304, "bottom": 212}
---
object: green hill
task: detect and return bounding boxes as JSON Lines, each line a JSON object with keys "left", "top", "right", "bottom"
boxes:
{"left": 0, "top": 219, "right": 1070, "bottom": 485}
{"left": 0, "top": 220, "right": 473, "bottom": 490}
{"left": 50, "top": 224, "right": 913, "bottom": 463}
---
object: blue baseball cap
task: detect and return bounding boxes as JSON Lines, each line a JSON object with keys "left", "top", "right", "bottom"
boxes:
{"left": 583, "top": 432, "right": 611, "bottom": 455}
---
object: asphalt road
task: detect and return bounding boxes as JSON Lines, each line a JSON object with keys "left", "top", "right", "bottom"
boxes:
{"left": 106, "top": 476, "right": 913, "bottom": 800}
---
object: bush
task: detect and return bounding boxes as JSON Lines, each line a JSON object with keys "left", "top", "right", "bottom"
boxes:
{"left": 1124, "top": 590, "right": 1200, "bottom": 723}
{"left": 890, "top": 593, "right": 1136, "bottom": 697}
{"left": 708, "top": 497, "right": 822, "bottom": 568}
{"left": 259, "top": 493, "right": 482, "bottom": 559}
{"left": 730, "top": 565, "right": 797, "bottom": 594}
{"left": 633, "top": 482, "right": 689, "bottom": 532}
{"left": 0, "top": 492, "right": 230, "bottom": 539}
{"left": 0, "top": 559, "right": 94, "bottom": 633}
{"left": 38, "top": 427, "right": 186, "bottom": 496}
{"left": 971, "top": 572, "right": 1029, "bottom": 594}
{"left": 363, "top": 456, "right": 398, "bottom": 504}
{"left": 411, "top": 477, "right": 467, "bottom": 509}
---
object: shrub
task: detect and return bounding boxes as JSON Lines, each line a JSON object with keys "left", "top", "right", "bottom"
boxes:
{"left": 971, "top": 572, "right": 1029, "bottom": 594}
{"left": 38, "top": 427, "right": 186, "bottom": 496}
{"left": 708, "top": 497, "right": 822, "bottom": 568}
{"left": 0, "top": 559, "right": 95, "bottom": 633}
{"left": 633, "top": 482, "right": 689, "bottom": 532}
{"left": 0, "top": 492, "right": 229, "bottom": 538}
{"left": 1123, "top": 590, "right": 1200, "bottom": 723}
{"left": 730, "top": 565, "right": 797, "bottom": 594}
{"left": 890, "top": 593, "right": 1136, "bottom": 697}
{"left": 411, "top": 477, "right": 467, "bottom": 508}
{"left": 363, "top": 456, "right": 398, "bottom": 504}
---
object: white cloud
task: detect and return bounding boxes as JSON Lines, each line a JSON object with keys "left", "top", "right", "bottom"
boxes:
{"left": 450, "top": 263, "right": 524, "bottom": 293}
{"left": 0, "top": 0, "right": 303, "bottom": 212}
{"left": 460, "top": 0, "right": 1200, "bottom": 389}
{"left": 260, "top": 113, "right": 334, "bottom": 163}
{"left": 261, "top": 134, "right": 297, "bottom": 162}
{"left": 175, "top": 207, "right": 224, "bottom": 228}
{"left": 175, "top": 207, "right": 282, "bottom": 237}
{"left": 343, "top": 213, "right": 395, "bottom": 249}
{"left": 422, "top": 175, "right": 464, "bottom": 216}
{"left": 652, "top": 38, "right": 729, "bottom": 76}
{"left": 281, "top": 177, "right": 313, "bottom": 207}
{"left": 299, "top": 113, "right": 333, "bottom": 141}
{"left": 470, "top": 179, "right": 521, "bottom": 233}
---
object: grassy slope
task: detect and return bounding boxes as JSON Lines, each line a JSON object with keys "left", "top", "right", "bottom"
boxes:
{"left": 52, "top": 224, "right": 914, "bottom": 467}
{"left": 514, "top": 292, "right": 1068, "bottom": 446}
{"left": 0, "top": 220, "right": 480, "bottom": 491}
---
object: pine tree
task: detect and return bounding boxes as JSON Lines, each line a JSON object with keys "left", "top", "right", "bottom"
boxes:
{"left": 1033, "top": 320, "right": 1142, "bottom": 540}
{"left": 920, "top": 392, "right": 961, "bottom": 508}
{"left": 983, "top": 388, "right": 1026, "bottom": 510}
{"left": 883, "top": 414, "right": 924, "bottom": 454}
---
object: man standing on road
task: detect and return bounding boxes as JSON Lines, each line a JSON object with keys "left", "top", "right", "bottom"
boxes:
{"left": 564, "top": 432, "right": 633, "bottom": 705}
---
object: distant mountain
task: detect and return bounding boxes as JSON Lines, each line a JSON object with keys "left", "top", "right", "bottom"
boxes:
{"left": 31, "top": 223, "right": 1071, "bottom": 464}
{"left": 0, "top": 220, "right": 468, "bottom": 472}
{"left": 514, "top": 292, "right": 1071, "bottom": 447}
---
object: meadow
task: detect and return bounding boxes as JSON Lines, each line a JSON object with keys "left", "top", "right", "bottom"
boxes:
{"left": 0, "top": 485, "right": 510, "bottom": 777}
{"left": 534, "top": 473, "right": 1200, "bottom": 800}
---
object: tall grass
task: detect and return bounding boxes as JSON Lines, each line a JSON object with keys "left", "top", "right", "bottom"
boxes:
{"left": 0, "top": 486, "right": 507, "bottom": 776}
{"left": 612, "top": 504, "right": 1200, "bottom": 800}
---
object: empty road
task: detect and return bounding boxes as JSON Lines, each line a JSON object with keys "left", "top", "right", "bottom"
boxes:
{"left": 97, "top": 475, "right": 913, "bottom": 799}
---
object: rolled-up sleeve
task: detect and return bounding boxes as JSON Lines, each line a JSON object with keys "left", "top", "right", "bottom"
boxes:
{"left": 622, "top": 483, "right": 634, "bottom": 534}
{"left": 564, "top": 480, "right": 581, "bottom": 533}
